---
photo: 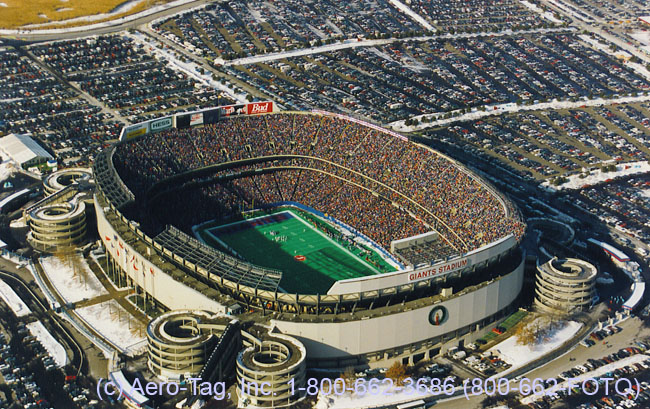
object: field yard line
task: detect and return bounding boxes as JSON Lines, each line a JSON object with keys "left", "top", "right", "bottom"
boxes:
{"left": 287, "top": 210, "right": 382, "bottom": 275}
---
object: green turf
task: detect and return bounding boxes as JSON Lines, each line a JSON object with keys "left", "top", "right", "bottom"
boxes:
{"left": 202, "top": 210, "right": 385, "bottom": 294}
{"left": 478, "top": 310, "right": 528, "bottom": 344}
{"left": 500, "top": 310, "right": 528, "bottom": 330}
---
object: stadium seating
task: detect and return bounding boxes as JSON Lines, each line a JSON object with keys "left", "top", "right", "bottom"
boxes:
{"left": 113, "top": 113, "right": 526, "bottom": 254}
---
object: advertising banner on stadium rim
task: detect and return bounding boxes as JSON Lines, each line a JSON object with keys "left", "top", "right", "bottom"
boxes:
{"left": 220, "top": 101, "right": 274, "bottom": 117}
{"left": 246, "top": 101, "right": 273, "bottom": 115}
{"left": 175, "top": 113, "right": 191, "bottom": 129}
{"left": 149, "top": 116, "right": 172, "bottom": 133}
{"left": 119, "top": 122, "right": 149, "bottom": 141}
{"left": 190, "top": 112, "right": 204, "bottom": 126}
{"left": 221, "top": 104, "right": 247, "bottom": 117}
{"left": 203, "top": 108, "right": 221, "bottom": 125}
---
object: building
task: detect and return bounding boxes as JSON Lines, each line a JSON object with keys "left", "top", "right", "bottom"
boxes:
{"left": 535, "top": 257, "right": 597, "bottom": 314}
{"left": 25, "top": 168, "right": 94, "bottom": 252}
{"left": 93, "top": 109, "right": 526, "bottom": 401}
{"left": 0, "top": 134, "right": 53, "bottom": 169}
{"left": 146, "top": 310, "right": 237, "bottom": 382}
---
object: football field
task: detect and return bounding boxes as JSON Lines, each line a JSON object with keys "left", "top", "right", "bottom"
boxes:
{"left": 200, "top": 210, "right": 383, "bottom": 294}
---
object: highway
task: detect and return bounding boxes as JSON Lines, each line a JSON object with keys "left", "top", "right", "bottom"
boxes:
{"left": 0, "top": 0, "right": 210, "bottom": 44}
{"left": 0, "top": 269, "right": 85, "bottom": 377}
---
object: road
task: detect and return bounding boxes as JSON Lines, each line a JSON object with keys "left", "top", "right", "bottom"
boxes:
{"left": 137, "top": 25, "right": 275, "bottom": 103}
{"left": 0, "top": 1, "right": 210, "bottom": 44}
{"left": 0, "top": 267, "right": 85, "bottom": 377}
{"left": 393, "top": 93, "right": 650, "bottom": 132}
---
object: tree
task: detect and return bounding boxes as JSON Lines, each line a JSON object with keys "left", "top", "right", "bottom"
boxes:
{"left": 385, "top": 362, "right": 408, "bottom": 386}
{"left": 552, "top": 176, "right": 567, "bottom": 186}
{"left": 340, "top": 367, "right": 357, "bottom": 389}
{"left": 514, "top": 318, "right": 538, "bottom": 346}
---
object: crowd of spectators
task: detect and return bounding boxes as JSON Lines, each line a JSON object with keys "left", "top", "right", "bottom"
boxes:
{"left": 113, "top": 113, "right": 526, "bottom": 256}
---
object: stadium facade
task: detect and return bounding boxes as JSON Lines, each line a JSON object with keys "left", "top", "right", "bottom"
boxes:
{"left": 93, "top": 105, "right": 526, "bottom": 374}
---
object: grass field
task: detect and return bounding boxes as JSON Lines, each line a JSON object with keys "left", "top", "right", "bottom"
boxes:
{"left": 199, "top": 209, "right": 389, "bottom": 294}
{"left": 478, "top": 310, "right": 528, "bottom": 344}
{"left": 0, "top": 0, "right": 170, "bottom": 30}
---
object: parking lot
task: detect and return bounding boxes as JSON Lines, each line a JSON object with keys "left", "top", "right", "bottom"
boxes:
{"left": 29, "top": 36, "right": 231, "bottom": 124}
{"left": 217, "top": 32, "right": 649, "bottom": 122}
{"left": 0, "top": 46, "right": 121, "bottom": 167}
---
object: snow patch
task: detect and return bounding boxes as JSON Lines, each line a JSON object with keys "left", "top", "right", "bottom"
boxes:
{"left": 388, "top": 0, "right": 435, "bottom": 31}
{"left": 488, "top": 319, "right": 582, "bottom": 374}
{"left": 547, "top": 0, "right": 591, "bottom": 22}
{"left": 125, "top": 31, "right": 248, "bottom": 104}
{"left": 0, "top": 279, "right": 31, "bottom": 317}
{"left": 543, "top": 161, "right": 650, "bottom": 191}
{"left": 0, "top": 150, "right": 17, "bottom": 184}
{"left": 27, "top": 321, "right": 67, "bottom": 367}
{"left": 40, "top": 254, "right": 108, "bottom": 304}
{"left": 596, "top": 277, "right": 615, "bottom": 284}
{"left": 9, "top": 217, "right": 26, "bottom": 228}
{"left": 0, "top": 3, "right": 7, "bottom": 8}
{"left": 74, "top": 300, "right": 146, "bottom": 354}
{"left": 23, "top": 0, "right": 145, "bottom": 27}
{"left": 57, "top": 7, "right": 73, "bottom": 12}
{"left": 520, "top": 0, "right": 563, "bottom": 24}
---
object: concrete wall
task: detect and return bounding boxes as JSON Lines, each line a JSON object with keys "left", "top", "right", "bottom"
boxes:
{"left": 95, "top": 199, "right": 225, "bottom": 313}
{"left": 96, "top": 197, "right": 523, "bottom": 362}
{"left": 272, "top": 259, "right": 524, "bottom": 359}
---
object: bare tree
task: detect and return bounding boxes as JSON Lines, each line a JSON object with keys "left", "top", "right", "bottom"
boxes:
{"left": 385, "top": 362, "right": 408, "bottom": 386}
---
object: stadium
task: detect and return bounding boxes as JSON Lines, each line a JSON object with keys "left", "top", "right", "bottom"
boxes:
{"left": 93, "top": 103, "right": 527, "bottom": 370}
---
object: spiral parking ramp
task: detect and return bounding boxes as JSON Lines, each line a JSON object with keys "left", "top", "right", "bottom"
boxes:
{"left": 236, "top": 328, "right": 306, "bottom": 408}
{"left": 43, "top": 168, "right": 93, "bottom": 196}
{"left": 146, "top": 310, "right": 236, "bottom": 382}
{"left": 535, "top": 257, "right": 597, "bottom": 314}
{"left": 27, "top": 200, "right": 86, "bottom": 252}
{"left": 25, "top": 167, "right": 94, "bottom": 252}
